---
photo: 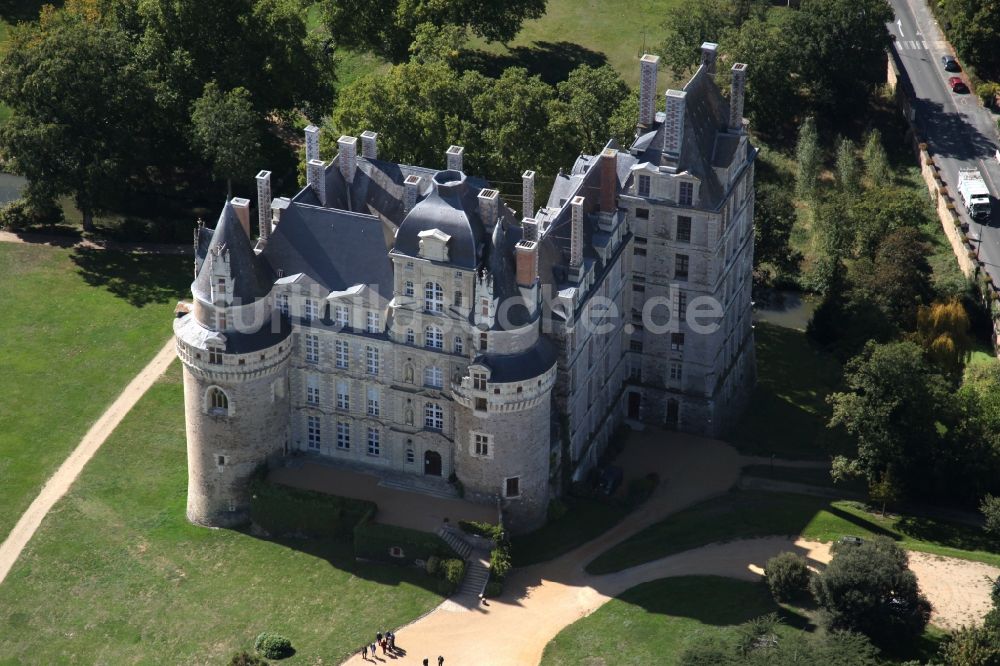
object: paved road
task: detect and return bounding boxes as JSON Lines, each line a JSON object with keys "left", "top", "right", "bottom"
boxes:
{"left": 888, "top": 0, "right": 1000, "bottom": 281}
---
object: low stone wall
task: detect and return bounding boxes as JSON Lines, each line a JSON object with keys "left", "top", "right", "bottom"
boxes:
{"left": 887, "top": 49, "right": 1000, "bottom": 350}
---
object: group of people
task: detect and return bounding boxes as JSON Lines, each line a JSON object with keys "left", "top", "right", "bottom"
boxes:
{"left": 358, "top": 631, "right": 443, "bottom": 665}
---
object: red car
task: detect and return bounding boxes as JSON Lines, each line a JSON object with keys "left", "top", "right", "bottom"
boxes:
{"left": 949, "top": 76, "right": 969, "bottom": 93}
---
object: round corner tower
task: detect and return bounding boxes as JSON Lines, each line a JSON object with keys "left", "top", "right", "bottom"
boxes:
{"left": 176, "top": 200, "right": 291, "bottom": 528}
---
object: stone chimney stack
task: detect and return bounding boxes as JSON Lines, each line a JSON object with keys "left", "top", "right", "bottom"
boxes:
{"left": 255, "top": 170, "right": 272, "bottom": 241}
{"left": 305, "top": 124, "right": 320, "bottom": 164}
{"left": 663, "top": 89, "right": 687, "bottom": 158}
{"left": 600, "top": 148, "right": 618, "bottom": 213}
{"left": 515, "top": 240, "right": 539, "bottom": 287}
{"left": 700, "top": 42, "right": 718, "bottom": 74}
{"left": 307, "top": 159, "right": 326, "bottom": 206}
{"left": 338, "top": 135, "right": 358, "bottom": 183}
{"left": 569, "top": 195, "right": 584, "bottom": 269}
{"left": 522, "top": 170, "right": 535, "bottom": 218}
{"left": 521, "top": 217, "right": 538, "bottom": 242}
{"left": 360, "top": 131, "right": 378, "bottom": 159}
{"left": 446, "top": 145, "right": 464, "bottom": 172}
{"left": 729, "top": 63, "right": 748, "bottom": 132}
{"left": 478, "top": 188, "right": 499, "bottom": 228}
{"left": 231, "top": 197, "right": 251, "bottom": 238}
{"left": 404, "top": 174, "right": 421, "bottom": 213}
{"left": 638, "top": 53, "right": 660, "bottom": 128}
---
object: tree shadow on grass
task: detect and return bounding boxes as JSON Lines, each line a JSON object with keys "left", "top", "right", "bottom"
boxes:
{"left": 458, "top": 41, "right": 608, "bottom": 85}
{"left": 823, "top": 504, "right": 899, "bottom": 541}
{"left": 895, "top": 514, "right": 1000, "bottom": 555}
{"left": 70, "top": 247, "right": 190, "bottom": 307}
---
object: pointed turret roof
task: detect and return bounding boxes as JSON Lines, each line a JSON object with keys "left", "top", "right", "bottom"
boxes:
{"left": 192, "top": 201, "right": 274, "bottom": 303}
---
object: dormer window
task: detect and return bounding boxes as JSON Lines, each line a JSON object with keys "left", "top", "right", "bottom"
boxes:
{"left": 637, "top": 175, "right": 651, "bottom": 197}
{"left": 678, "top": 181, "right": 694, "bottom": 206}
{"left": 473, "top": 372, "right": 487, "bottom": 391}
{"left": 208, "top": 346, "right": 223, "bottom": 364}
{"left": 334, "top": 304, "right": 349, "bottom": 328}
{"left": 418, "top": 228, "right": 451, "bottom": 262}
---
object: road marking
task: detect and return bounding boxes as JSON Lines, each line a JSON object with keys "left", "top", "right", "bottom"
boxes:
{"left": 922, "top": 40, "right": 928, "bottom": 49}
{"left": 897, "top": 18, "right": 905, "bottom": 36}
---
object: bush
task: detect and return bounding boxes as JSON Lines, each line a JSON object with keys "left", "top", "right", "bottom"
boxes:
{"left": 490, "top": 544, "right": 512, "bottom": 580}
{"left": 0, "top": 198, "right": 64, "bottom": 231}
{"left": 624, "top": 473, "right": 660, "bottom": 509}
{"left": 254, "top": 632, "right": 292, "bottom": 660}
{"left": 458, "top": 520, "right": 504, "bottom": 542}
{"left": 977, "top": 82, "right": 1000, "bottom": 108}
{"left": 229, "top": 651, "right": 269, "bottom": 666}
{"left": 981, "top": 494, "right": 1000, "bottom": 535}
{"left": 765, "top": 552, "right": 812, "bottom": 601}
{"left": 250, "top": 478, "right": 375, "bottom": 538}
{"left": 425, "top": 555, "right": 440, "bottom": 576}
{"left": 435, "top": 558, "right": 466, "bottom": 595}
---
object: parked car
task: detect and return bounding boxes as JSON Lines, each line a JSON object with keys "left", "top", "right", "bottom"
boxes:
{"left": 942, "top": 55, "right": 961, "bottom": 72}
{"left": 838, "top": 535, "right": 865, "bottom": 547}
{"left": 949, "top": 76, "right": 969, "bottom": 93}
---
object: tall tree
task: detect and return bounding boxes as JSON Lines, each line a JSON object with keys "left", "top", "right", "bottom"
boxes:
{"left": 322, "top": 0, "right": 547, "bottom": 62}
{"left": 191, "top": 83, "right": 262, "bottom": 199}
{"left": 0, "top": 1, "right": 146, "bottom": 231}
{"left": 835, "top": 137, "right": 860, "bottom": 196}
{"left": 862, "top": 129, "right": 891, "bottom": 188}
{"left": 554, "top": 65, "right": 630, "bottom": 155}
{"left": 795, "top": 117, "right": 821, "bottom": 199}
{"left": 914, "top": 300, "right": 974, "bottom": 377}
{"left": 828, "top": 340, "right": 952, "bottom": 493}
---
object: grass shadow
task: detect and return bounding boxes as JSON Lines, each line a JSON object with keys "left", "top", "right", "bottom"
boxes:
{"left": 895, "top": 514, "right": 1000, "bottom": 554}
{"left": 458, "top": 40, "right": 608, "bottom": 84}
{"left": 70, "top": 247, "right": 190, "bottom": 307}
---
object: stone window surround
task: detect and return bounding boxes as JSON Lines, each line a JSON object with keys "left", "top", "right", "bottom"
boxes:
{"left": 205, "top": 386, "right": 232, "bottom": 417}
{"left": 503, "top": 475, "right": 521, "bottom": 499}
{"left": 471, "top": 432, "right": 493, "bottom": 459}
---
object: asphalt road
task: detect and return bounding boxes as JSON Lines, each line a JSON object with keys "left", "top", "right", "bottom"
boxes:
{"left": 888, "top": 0, "right": 1000, "bottom": 282}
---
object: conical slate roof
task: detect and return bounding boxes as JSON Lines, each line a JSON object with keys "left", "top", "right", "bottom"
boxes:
{"left": 192, "top": 201, "right": 274, "bottom": 303}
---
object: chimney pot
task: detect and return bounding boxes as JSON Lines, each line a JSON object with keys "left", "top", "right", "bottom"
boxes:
{"left": 304, "top": 125, "right": 320, "bottom": 164}
{"left": 600, "top": 148, "right": 618, "bottom": 213}
{"left": 360, "top": 130, "right": 378, "bottom": 159}
{"left": 478, "top": 188, "right": 500, "bottom": 228}
{"left": 404, "top": 174, "right": 422, "bottom": 213}
{"left": 569, "top": 195, "right": 585, "bottom": 269}
{"left": 663, "top": 89, "right": 687, "bottom": 158}
{"left": 231, "top": 197, "right": 251, "bottom": 238}
{"left": 255, "top": 170, "right": 272, "bottom": 242}
{"left": 338, "top": 135, "right": 358, "bottom": 183}
{"left": 446, "top": 145, "right": 464, "bottom": 172}
{"left": 521, "top": 217, "right": 538, "bottom": 242}
{"left": 522, "top": 170, "right": 535, "bottom": 218}
{"left": 700, "top": 42, "right": 718, "bottom": 74}
{"left": 638, "top": 54, "right": 660, "bottom": 128}
{"left": 515, "top": 240, "right": 539, "bottom": 288}
{"left": 729, "top": 63, "right": 749, "bottom": 131}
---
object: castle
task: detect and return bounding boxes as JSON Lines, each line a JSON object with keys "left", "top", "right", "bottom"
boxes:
{"left": 174, "top": 45, "right": 757, "bottom": 533}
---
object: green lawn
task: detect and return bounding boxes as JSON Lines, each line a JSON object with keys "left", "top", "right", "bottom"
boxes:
{"left": 0, "top": 243, "right": 188, "bottom": 543}
{"left": 0, "top": 363, "right": 445, "bottom": 664}
{"left": 729, "top": 322, "right": 850, "bottom": 459}
{"left": 512, "top": 496, "right": 629, "bottom": 567}
{"left": 586, "top": 491, "right": 1000, "bottom": 574}
{"left": 540, "top": 576, "right": 809, "bottom": 666}
{"left": 467, "top": 0, "right": 683, "bottom": 88}
{"left": 742, "top": 464, "right": 867, "bottom": 494}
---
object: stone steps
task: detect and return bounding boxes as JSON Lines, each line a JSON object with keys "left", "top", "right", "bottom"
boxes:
{"left": 437, "top": 526, "right": 473, "bottom": 560}
{"left": 378, "top": 475, "right": 459, "bottom": 500}
{"left": 457, "top": 551, "right": 491, "bottom": 599}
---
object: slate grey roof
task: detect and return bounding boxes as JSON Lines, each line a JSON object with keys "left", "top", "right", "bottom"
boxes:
{"left": 260, "top": 202, "right": 394, "bottom": 300}
{"left": 194, "top": 223, "right": 214, "bottom": 276}
{"left": 393, "top": 170, "right": 487, "bottom": 269}
{"left": 174, "top": 313, "right": 291, "bottom": 354}
{"left": 192, "top": 201, "right": 274, "bottom": 303}
{"left": 476, "top": 335, "right": 557, "bottom": 383}
{"left": 483, "top": 216, "right": 532, "bottom": 329}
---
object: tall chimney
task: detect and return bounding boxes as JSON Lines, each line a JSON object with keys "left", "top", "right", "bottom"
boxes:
{"left": 638, "top": 54, "right": 660, "bottom": 128}
{"left": 522, "top": 217, "right": 538, "bottom": 241}
{"left": 478, "top": 188, "right": 499, "bottom": 227}
{"left": 305, "top": 124, "right": 320, "bottom": 164}
{"left": 231, "top": 197, "right": 251, "bottom": 238}
{"left": 338, "top": 135, "right": 358, "bottom": 183}
{"left": 729, "top": 63, "right": 748, "bottom": 132}
{"left": 700, "top": 42, "right": 718, "bottom": 74}
{"left": 522, "top": 170, "right": 535, "bottom": 218}
{"left": 404, "top": 174, "right": 421, "bottom": 213}
{"left": 307, "top": 159, "right": 326, "bottom": 206}
{"left": 446, "top": 145, "right": 464, "bottom": 172}
{"left": 569, "top": 195, "right": 584, "bottom": 269}
{"left": 255, "top": 170, "right": 272, "bottom": 241}
{"left": 360, "top": 130, "right": 378, "bottom": 159}
{"left": 663, "top": 89, "right": 687, "bottom": 158}
{"left": 600, "top": 148, "right": 618, "bottom": 213}
{"left": 515, "top": 240, "right": 539, "bottom": 287}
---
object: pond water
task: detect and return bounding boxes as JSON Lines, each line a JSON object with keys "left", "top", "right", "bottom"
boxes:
{"left": 0, "top": 173, "right": 27, "bottom": 206}
{"left": 752, "top": 289, "right": 818, "bottom": 331}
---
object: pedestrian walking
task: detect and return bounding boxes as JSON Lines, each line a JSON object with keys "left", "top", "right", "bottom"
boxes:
{"left": 438, "top": 657, "right": 444, "bottom": 666}
{"left": 422, "top": 659, "right": 429, "bottom": 666}
{"left": 371, "top": 642, "right": 377, "bottom": 658}
{"left": 376, "top": 630, "right": 383, "bottom": 643}
{"left": 382, "top": 638, "right": 388, "bottom": 655}
{"left": 361, "top": 644, "right": 368, "bottom": 661}
{"left": 387, "top": 631, "right": 395, "bottom": 651}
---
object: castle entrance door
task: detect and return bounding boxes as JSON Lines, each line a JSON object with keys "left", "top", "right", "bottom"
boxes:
{"left": 424, "top": 450, "right": 442, "bottom": 477}
{"left": 627, "top": 391, "right": 641, "bottom": 419}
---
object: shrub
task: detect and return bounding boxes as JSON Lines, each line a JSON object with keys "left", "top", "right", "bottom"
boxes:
{"left": 425, "top": 555, "right": 440, "bottom": 576}
{"left": 765, "top": 552, "right": 812, "bottom": 601}
{"left": 229, "top": 651, "right": 269, "bottom": 666}
{"left": 254, "top": 632, "right": 292, "bottom": 659}
{"left": 0, "top": 198, "right": 64, "bottom": 230}
{"left": 977, "top": 82, "right": 1000, "bottom": 108}
{"left": 490, "top": 545, "right": 512, "bottom": 580}
{"left": 458, "top": 520, "right": 504, "bottom": 542}
{"left": 437, "top": 557, "right": 465, "bottom": 595}
{"left": 981, "top": 494, "right": 1000, "bottom": 535}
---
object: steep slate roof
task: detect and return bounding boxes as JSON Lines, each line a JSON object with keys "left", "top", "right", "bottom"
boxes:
{"left": 393, "top": 170, "right": 487, "bottom": 269}
{"left": 260, "top": 202, "right": 394, "bottom": 300}
{"left": 483, "top": 215, "right": 532, "bottom": 329}
{"left": 476, "top": 335, "right": 557, "bottom": 383}
{"left": 192, "top": 201, "right": 273, "bottom": 303}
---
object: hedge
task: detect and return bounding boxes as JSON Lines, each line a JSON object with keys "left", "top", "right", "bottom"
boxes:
{"left": 250, "top": 478, "right": 376, "bottom": 538}
{"left": 353, "top": 521, "right": 456, "bottom": 565}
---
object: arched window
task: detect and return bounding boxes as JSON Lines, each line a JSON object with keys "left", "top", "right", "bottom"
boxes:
{"left": 206, "top": 387, "right": 230, "bottom": 416}
{"left": 424, "top": 402, "right": 443, "bottom": 430}
{"left": 425, "top": 325, "right": 443, "bottom": 349}
{"left": 424, "top": 366, "right": 443, "bottom": 389}
{"left": 424, "top": 282, "right": 444, "bottom": 313}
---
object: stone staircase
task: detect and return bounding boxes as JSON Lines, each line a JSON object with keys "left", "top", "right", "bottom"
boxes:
{"left": 437, "top": 525, "right": 473, "bottom": 560}
{"left": 457, "top": 550, "right": 491, "bottom": 600}
{"left": 379, "top": 474, "right": 459, "bottom": 500}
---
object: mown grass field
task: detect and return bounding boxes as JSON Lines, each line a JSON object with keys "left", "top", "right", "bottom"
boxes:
{"left": 0, "top": 243, "right": 188, "bottom": 543}
{"left": 0, "top": 363, "right": 445, "bottom": 664}
{"left": 586, "top": 490, "right": 1000, "bottom": 574}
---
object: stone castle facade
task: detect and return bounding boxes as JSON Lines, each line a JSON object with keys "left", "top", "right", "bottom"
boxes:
{"left": 174, "top": 45, "right": 757, "bottom": 532}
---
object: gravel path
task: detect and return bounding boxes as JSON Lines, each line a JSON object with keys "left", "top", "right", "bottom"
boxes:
{"left": 0, "top": 339, "right": 176, "bottom": 584}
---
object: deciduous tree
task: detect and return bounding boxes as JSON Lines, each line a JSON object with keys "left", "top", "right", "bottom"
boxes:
{"left": 191, "top": 83, "right": 262, "bottom": 199}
